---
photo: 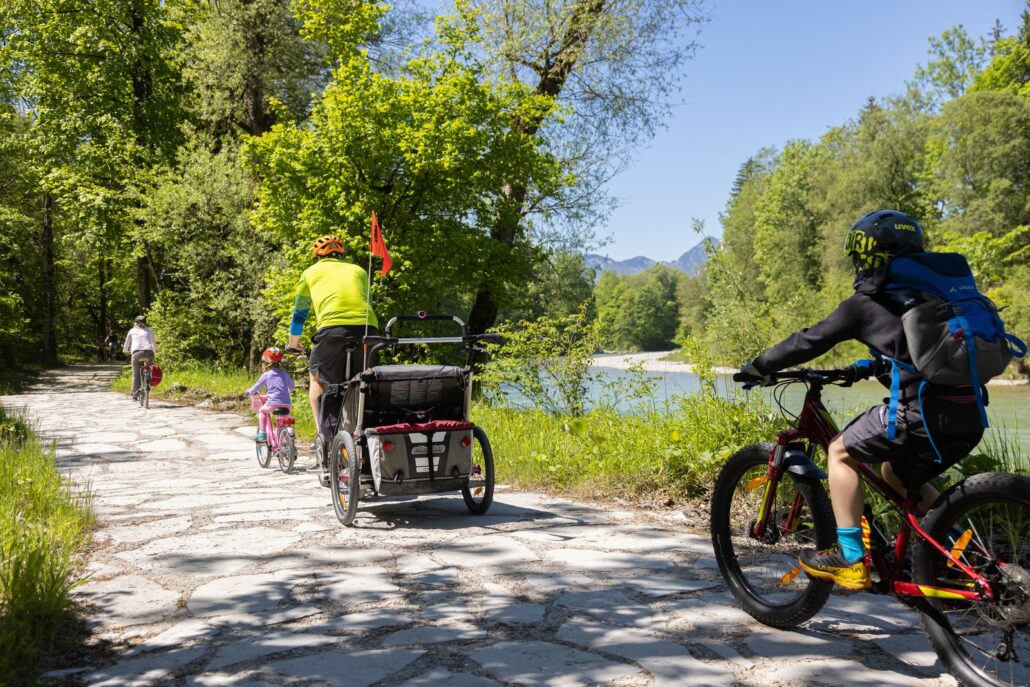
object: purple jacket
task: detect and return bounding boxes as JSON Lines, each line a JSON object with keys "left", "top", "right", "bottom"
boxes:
{"left": 245, "top": 368, "right": 295, "bottom": 407}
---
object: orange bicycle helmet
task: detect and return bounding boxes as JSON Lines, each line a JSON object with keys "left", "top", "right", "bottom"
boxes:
{"left": 261, "top": 347, "right": 284, "bottom": 364}
{"left": 312, "top": 235, "right": 345, "bottom": 257}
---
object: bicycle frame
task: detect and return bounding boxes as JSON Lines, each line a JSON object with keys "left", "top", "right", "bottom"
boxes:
{"left": 755, "top": 377, "right": 996, "bottom": 604}
{"left": 252, "top": 393, "right": 295, "bottom": 450}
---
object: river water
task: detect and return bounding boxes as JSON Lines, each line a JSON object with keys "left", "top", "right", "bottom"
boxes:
{"left": 584, "top": 364, "right": 1030, "bottom": 458}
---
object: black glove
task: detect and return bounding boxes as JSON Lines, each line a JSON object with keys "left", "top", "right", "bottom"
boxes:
{"left": 733, "top": 362, "right": 773, "bottom": 386}
{"left": 842, "top": 358, "right": 876, "bottom": 384}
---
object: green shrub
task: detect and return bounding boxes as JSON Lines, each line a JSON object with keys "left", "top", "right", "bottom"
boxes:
{"left": 0, "top": 407, "right": 94, "bottom": 685}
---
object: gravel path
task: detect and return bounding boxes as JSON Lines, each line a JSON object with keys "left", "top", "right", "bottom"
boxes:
{"left": 1, "top": 363, "right": 956, "bottom": 687}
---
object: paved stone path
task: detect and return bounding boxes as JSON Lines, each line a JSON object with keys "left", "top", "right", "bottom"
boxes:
{"left": 2, "top": 364, "right": 957, "bottom": 686}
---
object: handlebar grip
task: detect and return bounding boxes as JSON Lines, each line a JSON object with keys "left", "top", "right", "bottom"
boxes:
{"left": 732, "top": 372, "right": 758, "bottom": 383}
{"left": 476, "top": 332, "right": 502, "bottom": 344}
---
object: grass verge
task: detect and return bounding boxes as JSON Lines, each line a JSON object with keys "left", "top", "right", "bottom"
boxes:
{"left": 474, "top": 393, "right": 778, "bottom": 503}
{"left": 0, "top": 406, "right": 95, "bottom": 686}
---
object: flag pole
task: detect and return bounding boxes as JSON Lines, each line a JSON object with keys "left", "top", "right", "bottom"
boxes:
{"left": 365, "top": 251, "right": 372, "bottom": 339}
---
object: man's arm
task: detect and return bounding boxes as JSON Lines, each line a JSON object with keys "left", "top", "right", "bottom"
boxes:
{"left": 122, "top": 332, "right": 132, "bottom": 354}
{"left": 148, "top": 328, "right": 156, "bottom": 353}
{"left": 288, "top": 274, "right": 312, "bottom": 350}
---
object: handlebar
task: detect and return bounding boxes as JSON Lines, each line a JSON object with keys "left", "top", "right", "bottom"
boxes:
{"left": 363, "top": 332, "right": 502, "bottom": 348}
{"left": 735, "top": 368, "right": 855, "bottom": 391}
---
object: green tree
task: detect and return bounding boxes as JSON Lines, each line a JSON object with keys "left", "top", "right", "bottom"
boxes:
{"left": 247, "top": 4, "right": 565, "bottom": 328}
{"left": 465, "top": 0, "right": 707, "bottom": 333}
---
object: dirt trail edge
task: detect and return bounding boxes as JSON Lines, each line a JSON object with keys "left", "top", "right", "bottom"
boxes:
{"left": 1, "top": 363, "right": 955, "bottom": 687}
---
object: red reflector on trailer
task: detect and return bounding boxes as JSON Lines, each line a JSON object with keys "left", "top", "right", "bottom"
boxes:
{"left": 460, "top": 435, "right": 471, "bottom": 448}
{"left": 383, "top": 441, "right": 396, "bottom": 452}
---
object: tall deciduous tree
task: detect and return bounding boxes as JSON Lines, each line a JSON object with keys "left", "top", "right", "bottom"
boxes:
{"left": 465, "top": 0, "right": 706, "bottom": 333}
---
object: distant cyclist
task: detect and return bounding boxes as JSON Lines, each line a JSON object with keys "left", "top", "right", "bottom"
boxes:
{"left": 736, "top": 210, "right": 985, "bottom": 590}
{"left": 286, "top": 235, "right": 378, "bottom": 451}
{"left": 123, "top": 315, "right": 157, "bottom": 400}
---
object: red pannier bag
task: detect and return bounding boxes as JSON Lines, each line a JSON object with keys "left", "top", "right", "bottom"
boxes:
{"left": 149, "top": 364, "right": 163, "bottom": 386}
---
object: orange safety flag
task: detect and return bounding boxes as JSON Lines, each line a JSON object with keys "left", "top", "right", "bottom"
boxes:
{"left": 370, "top": 210, "right": 392, "bottom": 276}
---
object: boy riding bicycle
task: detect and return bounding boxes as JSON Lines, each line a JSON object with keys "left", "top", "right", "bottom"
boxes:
{"left": 243, "top": 347, "right": 296, "bottom": 443}
{"left": 737, "top": 210, "right": 986, "bottom": 590}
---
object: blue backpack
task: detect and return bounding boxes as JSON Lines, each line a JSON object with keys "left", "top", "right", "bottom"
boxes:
{"left": 877, "top": 252, "right": 1027, "bottom": 447}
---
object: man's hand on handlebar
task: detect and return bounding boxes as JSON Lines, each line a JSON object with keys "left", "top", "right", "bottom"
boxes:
{"left": 733, "top": 362, "right": 774, "bottom": 387}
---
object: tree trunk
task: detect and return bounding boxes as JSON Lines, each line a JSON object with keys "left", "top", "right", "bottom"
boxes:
{"left": 41, "top": 192, "right": 58, "bottom": 364}
{"left": 98, "top": 258, "right": 108, "bottom": 342}
{"left": 466, "top": 0, "right": 606, "bottom": 332}
{"left": 136, "top": 255, "right": 150, "bottom": 312}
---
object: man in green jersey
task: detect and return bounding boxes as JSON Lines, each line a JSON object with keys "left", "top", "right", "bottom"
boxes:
{"left": 287, "top": 235, "right": 378, "bottom": 445}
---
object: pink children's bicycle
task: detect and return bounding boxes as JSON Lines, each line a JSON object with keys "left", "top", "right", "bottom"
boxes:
{"left": 250, "top": 394, "right": 298, "bottom": 473}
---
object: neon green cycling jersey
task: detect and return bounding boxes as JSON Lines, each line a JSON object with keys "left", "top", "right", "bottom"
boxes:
{"left": 290, "top": 257, "right": 378, "bottom": 334}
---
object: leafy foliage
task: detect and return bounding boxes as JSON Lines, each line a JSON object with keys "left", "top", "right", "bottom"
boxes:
{"left": 685, "top": 15, "right": 1030, "bottom": 376}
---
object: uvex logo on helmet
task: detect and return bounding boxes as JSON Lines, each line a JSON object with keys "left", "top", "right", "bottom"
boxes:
{"left": 844, "top": 210, "right": 924, "bottom": 275}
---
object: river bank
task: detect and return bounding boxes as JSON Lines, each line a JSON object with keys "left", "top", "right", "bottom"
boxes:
{"left": 593, "top": 350, "right": 1029, "bottom": 386}
{"left": 591, "top": 351, "right": 736, "bottom": 375}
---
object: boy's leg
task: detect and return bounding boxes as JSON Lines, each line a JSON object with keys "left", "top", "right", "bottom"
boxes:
{"left": 881, "top": 462, "right": 938, "bottom": 513}
{"left": 827, "top": 433, "right": 863, "bottom": 529}
{"left": 798, "top": 432, "right": 871, "bottom": 590}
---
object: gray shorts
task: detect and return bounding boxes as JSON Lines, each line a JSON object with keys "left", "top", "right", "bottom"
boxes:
{"left": 842, "top": 394, "right": 985, "bottom": 485}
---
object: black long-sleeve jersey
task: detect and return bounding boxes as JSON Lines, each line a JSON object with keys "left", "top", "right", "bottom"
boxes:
{"left": 752, "top": 274, "right": 938, "bottom": 401}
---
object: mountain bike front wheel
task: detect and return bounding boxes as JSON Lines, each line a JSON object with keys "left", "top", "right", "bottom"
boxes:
{"left": 711, "top": 443, "right": 836, "bottom": 629}
{"left": 914, "top": 471, "right": 1030, "bottom": 687}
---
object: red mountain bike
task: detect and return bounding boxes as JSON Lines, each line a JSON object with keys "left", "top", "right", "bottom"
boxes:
{"left": 710, "top": 368, "right": 1030, "bottom": 687}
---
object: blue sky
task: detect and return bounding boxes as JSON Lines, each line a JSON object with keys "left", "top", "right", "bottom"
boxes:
{"left": 594, "top": 0, "right": 1023, "bottom": 261}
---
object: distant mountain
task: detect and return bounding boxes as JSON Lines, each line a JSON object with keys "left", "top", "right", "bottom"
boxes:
{"left": 585, "top": 236, "right": 719, "bottom": 277}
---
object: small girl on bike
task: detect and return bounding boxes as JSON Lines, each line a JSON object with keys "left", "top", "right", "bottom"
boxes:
{"left": 243, "top": 347, "right": 296, "bottom": 443}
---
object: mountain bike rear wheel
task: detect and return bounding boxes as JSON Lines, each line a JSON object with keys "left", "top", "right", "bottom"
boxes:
{"left": 277, "top": 427, "right": 296, "bottom": 474}
{"left": 914, "top": 472, "right": 1030, "bottom": 687}
{"left": 711, "top": 443, "right": 836, "bottom": 628}
{"left": 330, "top": 431, "right": 360, "bottom": 526}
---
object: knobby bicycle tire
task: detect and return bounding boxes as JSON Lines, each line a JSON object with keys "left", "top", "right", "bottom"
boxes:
{"left": 913, "top": 471, "right": 1030, "bottom": 687}
{"left": 711, "top": 443, "right": 836, "bottom": 628}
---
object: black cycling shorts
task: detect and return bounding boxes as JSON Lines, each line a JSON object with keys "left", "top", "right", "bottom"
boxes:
{"left": 841, "top": 394, "right": 985, "bottom": 486}
{"left": 309, "top": 325, "right": 377, "bottom": 385}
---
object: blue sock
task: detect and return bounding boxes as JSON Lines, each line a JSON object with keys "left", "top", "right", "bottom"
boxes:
{"left": 837, "top": 527, "right": 864, "bottom": 563}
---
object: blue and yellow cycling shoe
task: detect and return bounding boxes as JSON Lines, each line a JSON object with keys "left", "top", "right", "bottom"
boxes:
{"left": 799, "top": 545, "right": 871, "bottom": 590}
